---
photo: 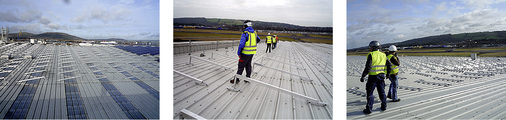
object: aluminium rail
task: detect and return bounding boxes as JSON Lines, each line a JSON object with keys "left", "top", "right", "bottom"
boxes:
{"left": 17, "top": 77, "right": 45, "bottom": 83}
{"left": 253, "top": 63, "right": 311, "bottom": 81}
{"left": 235, "top": 74, "right": 327, "bottom": 106}
{"left": 180, "top": 109, "right": 207, "bottom": 120}
{"left": 174, "top": 70, "right": 208, "bottom": 86}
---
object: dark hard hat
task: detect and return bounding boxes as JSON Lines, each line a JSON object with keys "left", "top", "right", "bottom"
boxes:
{"left": 369, "top": 41, "right": 381, "bottom": 48}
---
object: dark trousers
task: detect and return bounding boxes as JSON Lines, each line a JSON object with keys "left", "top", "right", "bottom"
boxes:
{"left": 237, "top": 54, "right": 253, "bottom": 77}
{"left": 366, "top": 74, "right": 387, "bottom": 110}
{"left": 388, "top": 74, "right": 398, "bottom": 100}
{"left": 273, "top": 43, "right": 277, "bottom": 49}
{"left": 266, "top": 43, "right": 271, "bottom": 53}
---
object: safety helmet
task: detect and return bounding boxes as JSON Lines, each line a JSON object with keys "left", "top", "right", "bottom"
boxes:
{"left": 268, "top": 33, "right": 270, "bottom": 35}
{"left": 273, "top": 35, "right": 277, "bottom": 36}
{"left": 244, "top": 20, "right": 252, "bottom": 27}
{"left": 389, "top": 45, "right": 397, "bottom": 51}
{"left": 369, "top": 41, "right": 381, "bottom": 48}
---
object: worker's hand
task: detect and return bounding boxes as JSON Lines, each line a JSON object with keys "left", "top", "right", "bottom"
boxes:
{"left": 238, "top": 55, "right": 241, "bottom": 59}
{"left": 360, "top": 77, "right": 365, "bottom": 82}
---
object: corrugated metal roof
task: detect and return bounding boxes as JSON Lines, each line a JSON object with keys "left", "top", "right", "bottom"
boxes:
{"left": 173, "top": 41, "right": 333, "bottom": 119}
{"left": 347, "top": 56, "right": 506, "bottom": 119}
{"left": 0, "top": 43, "right": 159, "bottom": 119}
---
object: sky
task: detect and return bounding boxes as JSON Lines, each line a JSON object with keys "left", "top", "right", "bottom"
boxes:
{"left": 173, "top": 0, "right": 333, "bottom": 27}
{"left": 347, "top": 0, "right": 506, "bottom": 49}
{"left": 0, "top": 0, "right": 159, "bottom": 40}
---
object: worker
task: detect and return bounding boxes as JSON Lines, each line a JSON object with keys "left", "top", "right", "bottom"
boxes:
{"left": 231, "top": 20, "right": 261, "bottom": 83}
{"left": 360, "top": 41, "right": 392, "bottom": 114}
{"left": 266, "top": 33, "right": 272, "bottom": 53}
{"left": 272, "top": 35, "right": 277, "bottom": 49}
{"left": 387, "top": 45, "right": 401, "bottom": 102}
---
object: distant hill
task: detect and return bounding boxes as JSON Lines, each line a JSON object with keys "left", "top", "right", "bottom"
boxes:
{"left": 7, "top": 32, "right": 130, "bottom": 42}
{"left": 9, "top": 32, "right": 35, "bottom": 39}
{"left": 174, "top": 17, "right": 332, "bottom": 33}
{"left": 348, "top": 31, "right": 506, "bottom": 51}
{"left": 30, "top": 32, "right": 83, "bottom": 40}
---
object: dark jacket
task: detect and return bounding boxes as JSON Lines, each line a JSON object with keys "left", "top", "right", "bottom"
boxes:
{"left": 361, "top": 51, "right": 392, "bottom": 78}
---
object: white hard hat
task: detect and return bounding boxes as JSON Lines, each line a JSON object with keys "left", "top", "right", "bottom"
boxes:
{"left": 268, "top": 33, "right": 270, "bottom": 35}
{"left": 389, "top": 45, "right": 397, "bottom": 51}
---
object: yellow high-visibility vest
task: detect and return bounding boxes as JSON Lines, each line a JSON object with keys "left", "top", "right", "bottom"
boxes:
{"left": 266, "top": 36, "right": 272, "bottom": 43}
{"left": 368, "top": 50, "right": 387, "bottom": 75}
{"left": 273, "top": 36, "right": 276, "bottom": 43}
{"left": 387, "top": 54, "right": 399, "bottom": 75}
{"left": 242, "top": 31, "right": 257, "bottom": 55}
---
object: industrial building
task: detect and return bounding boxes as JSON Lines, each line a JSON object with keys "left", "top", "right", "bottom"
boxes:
{"left": 0, "top": 43, "right": 159, "bottom": 119}
{"left": 173, "top": 40, "right": 333, "bottom": 119}
{"left": 347, "top": 56, "right": 506, "bottom": 119}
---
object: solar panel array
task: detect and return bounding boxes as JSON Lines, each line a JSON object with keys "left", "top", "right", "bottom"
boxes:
{"left": 0, "top": 43, "right": 159, "bottom": 119}
{"left": 114, "top": 46, "right": 159, "bottom": 56}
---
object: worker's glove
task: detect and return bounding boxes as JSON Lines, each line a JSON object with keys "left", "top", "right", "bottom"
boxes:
{"left": 360, "top": 77, "right": 365, "bottom": 82}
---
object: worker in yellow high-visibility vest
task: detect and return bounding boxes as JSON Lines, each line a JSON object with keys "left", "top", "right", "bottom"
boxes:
{"left": 360, "top": 41, "right": 392, "bottom": 114}
{"left": 387, "top": 45, "right": 401, "bottom": 102}
{"left": 266, "top": 33, "right": 272, "bottom": 53}
{"left": 272, "top": 35, "right": 277, "bottom": 49}
{"left": 231, "top": 20, "right": 261, "bottom": 83}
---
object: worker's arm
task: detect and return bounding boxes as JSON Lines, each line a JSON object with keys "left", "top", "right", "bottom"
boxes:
{"left": 390, "top": 56, "right": 400, "bottom": 66}
{"left": 386, "top": 56, "right": 392, "bottom": 76}
{"left": 360, "top": 54, "right": 372, "bottom": 82}
{"left": 256, "top": 33, "right": 261, "bottom": 43}
{"left": 237, "top": 33, "right": 247, "bottom": 56}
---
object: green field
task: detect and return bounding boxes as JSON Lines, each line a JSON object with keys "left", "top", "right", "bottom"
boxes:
{"left": 174, "top": 28, "right": 330, "bottom": 44}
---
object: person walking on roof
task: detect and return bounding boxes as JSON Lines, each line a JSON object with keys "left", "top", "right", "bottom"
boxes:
{"left": 266, "top": 33, "right": 273, "bottom": 53}
{"left": 360, "top": 41, "right": 392, "bottom": 114}
{"left": 231, "top": 20, "right": 261, "bottom": 83}
{"left": 387, "top": 45, "right": 401, "bottom": 102}
{"left": 272, "top": 35, "right": 277, "bottom": 49}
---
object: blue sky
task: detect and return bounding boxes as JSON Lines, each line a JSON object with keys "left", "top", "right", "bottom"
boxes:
{"left": 174, "top": 0, "right": 333, "bottom": 27}
{"left": 347, "top": 0, "right": 506, "bottom": 49}
{"left": 0, "top": 0, "right": 159, "bottom": 40}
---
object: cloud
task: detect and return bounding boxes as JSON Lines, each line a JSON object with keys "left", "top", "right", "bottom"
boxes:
{"left": 46, "top": 23, "right": 61, "bottom": 30}
{"left": 0, "top": 9, "right": 42, "bottom": 23}
{"left": 73, "top": 4, "right": 132, "bottom": 23}
{"left": 38, "top": 16, "right": 52, "bottom": 25}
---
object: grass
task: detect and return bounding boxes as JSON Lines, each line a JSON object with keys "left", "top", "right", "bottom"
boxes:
{"left": 479, "top": 52, "right": 506, "bottom": 57}
{"left": 174, "top": 28, "right": 333, "bottom": 44}
{"left": 174, "top": 32, "right": 240, "bottom": 41}
{"left": 174, "top": 28, "right": 242, "bottom": 34}
{"left": 300, "top": 39, "right": 332, "bottom": 44}
{"left": 308, "top": 34, "right": 333, "bottom": 39}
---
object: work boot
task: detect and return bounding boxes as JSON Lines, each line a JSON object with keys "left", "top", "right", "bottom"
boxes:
{"left": 363, "top": 109, "right": 372, "bottom": 114}
{"left": 230, "top": 78, "right": 240, "bottom": 84}
{"left": 381, "top": 106, "right": 387, "bottom": 111}
{"left": 391, "top": 99, "right": 401, "bottom": 102}
{"left": 387, "top": 95, "right": 392, "bottom": 99}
